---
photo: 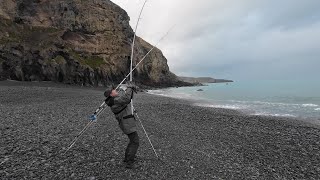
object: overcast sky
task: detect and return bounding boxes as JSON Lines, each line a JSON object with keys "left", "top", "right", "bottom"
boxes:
{"left": 111, "top": 0, "right": 320, "bottom": 81}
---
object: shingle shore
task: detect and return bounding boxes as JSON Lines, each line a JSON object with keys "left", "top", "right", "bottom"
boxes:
{"left": 1, "top": 81, "right": 320, "bottom": 179}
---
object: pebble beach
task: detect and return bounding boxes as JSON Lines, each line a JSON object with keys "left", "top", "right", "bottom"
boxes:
{"left": 1, "top": 81, "right": 320, "bottom": 179}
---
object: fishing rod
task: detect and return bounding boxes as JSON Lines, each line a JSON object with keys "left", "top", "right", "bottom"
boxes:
{"left": 94, "top": 24, "right": 175, "bottom": 116}
{"left": 130, "top": 0, "right": 147, "bottom": 82}
{"left": 130, "top": 0, "right": 147, "bottom": 115}
{"left": 115, "top": 25, "right": 175, "bottom": 91}
{"left": 63, "top": 26, "right": 174, "bottom": 154}
{"left": 63, "top": 2, "right": 175, "bottom": 155}
{"left": 128, "top": 0, "right": 158, "bottom": 159}
{"left": 63, "top": 1, "right": 147, "bottom": 154}
{"left": 134, "top": 109, "right": 159, "bottom": 158}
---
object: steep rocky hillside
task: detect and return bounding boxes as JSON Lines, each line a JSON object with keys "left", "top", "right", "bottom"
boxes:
{"left": 0, "top": 0, "right": 189, "bottom": 87}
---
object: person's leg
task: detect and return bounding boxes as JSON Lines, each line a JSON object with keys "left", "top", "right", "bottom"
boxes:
{"left": 124, "top": 131, "right": 139, "bottom": 167}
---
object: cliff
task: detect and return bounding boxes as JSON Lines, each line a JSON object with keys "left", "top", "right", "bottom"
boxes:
{"left": 0, "top": 0, "right": 189, "bottom": 87}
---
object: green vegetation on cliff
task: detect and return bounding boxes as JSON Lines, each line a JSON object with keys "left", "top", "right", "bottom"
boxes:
{"left": 79, "top": 56, "right": 105, "bottom": 69}
{"left": 52, "top": 55, "right": 66, "bottom": 65}
{"left": 69, "top": 50, "right": 106, "bottom": 69}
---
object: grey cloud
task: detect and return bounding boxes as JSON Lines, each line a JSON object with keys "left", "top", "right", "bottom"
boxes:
{"left": 112, "top": 0, "right": 320, "bottom": 81}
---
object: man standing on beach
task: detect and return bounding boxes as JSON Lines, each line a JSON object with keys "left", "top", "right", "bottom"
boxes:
{"left": 104, "top": 82, "right": 139, "bottom": 169}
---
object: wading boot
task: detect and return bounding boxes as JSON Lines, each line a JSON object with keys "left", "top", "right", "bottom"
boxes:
{"left": 125, "top": 160, "right": 135, "bottom": 169}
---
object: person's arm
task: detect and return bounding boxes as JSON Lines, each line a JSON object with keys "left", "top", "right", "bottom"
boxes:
{"left": 113, "top": 88, "right": 133, "bottom": 105}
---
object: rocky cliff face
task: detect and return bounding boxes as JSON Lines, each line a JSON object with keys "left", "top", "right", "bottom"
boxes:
{"left": 0, "top": 0, "right": 188, "bottom": 87}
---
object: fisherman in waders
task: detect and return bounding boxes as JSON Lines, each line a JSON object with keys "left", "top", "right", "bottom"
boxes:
{"left": 104, "top": 82, "right": 139, "bottom": 169}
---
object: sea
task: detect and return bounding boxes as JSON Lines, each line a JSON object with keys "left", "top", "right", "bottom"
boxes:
{"left": 148, "top": 80, "right": 320, "bottom": 120}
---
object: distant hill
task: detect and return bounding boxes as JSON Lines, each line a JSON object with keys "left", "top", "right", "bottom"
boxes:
{"left": 179, "top": 76, "right": 233, "bottom": 84}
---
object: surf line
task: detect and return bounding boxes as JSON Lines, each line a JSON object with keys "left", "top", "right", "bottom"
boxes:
{"left": 63, "top": 1, "right": 174, "bottom": 157}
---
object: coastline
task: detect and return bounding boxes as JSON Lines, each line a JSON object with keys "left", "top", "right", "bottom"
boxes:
{"left": 147, "top": 86, "right": 320, "bottom": 126}
{"left": 1, "top": 81, "right": 320, "bottom": 179}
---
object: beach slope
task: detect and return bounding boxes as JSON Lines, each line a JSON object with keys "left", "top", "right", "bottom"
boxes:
{"left": 1, "top": 81, "right": 320, "bottom": 179}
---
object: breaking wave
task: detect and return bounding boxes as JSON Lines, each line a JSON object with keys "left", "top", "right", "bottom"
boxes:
{"left": 147, "top": 88, "right": 320, "bottom": 118}
{"left": 193, "top": 103, "right": 243, "bottom": 110}
{"left": 147, "top": 89, "right": 194, "bottom": 99}
{"left": 251, "top": 112, "right": 297, "bottom": 117}
{"left": 302, "top": 104, "right": 319, "bottom": 107}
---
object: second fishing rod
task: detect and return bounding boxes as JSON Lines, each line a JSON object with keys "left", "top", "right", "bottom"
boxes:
{"left": 63, "top": 25, "right": 175, "bottom": 155}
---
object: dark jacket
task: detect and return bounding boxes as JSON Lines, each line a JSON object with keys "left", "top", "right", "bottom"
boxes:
{"left": 105, "top": 85, "right": 136, "bottom": 134}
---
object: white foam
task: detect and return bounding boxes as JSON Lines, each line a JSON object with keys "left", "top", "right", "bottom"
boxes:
{"left": 148, "top": 89, "right": 320, "bottom": 118}
{"left": 228, "top": 101, "right": 319, "bottom": 109}
{"left": 252, "top": 112, "right": 296, "bottom": 117}
{"left": 227, "top": 100, "right": 301, "bottom": 107}
{"left": 213, "top": 105, "right": 242, "bottom": 110}
{"left": 194, "top": 103, "right": 243, "bottom": 110}
{"left": 147, "top": 90, "right": 168, "bottom": 96}
{"left": 147, "top": 90, "right": 193, "bottom": 99}
{"left": 302, "top": 104, "right": 319, "bottom": 107}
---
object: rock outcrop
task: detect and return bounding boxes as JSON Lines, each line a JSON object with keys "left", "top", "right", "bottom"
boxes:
{"left": 0, "top": 0, "right": 189, "bottom": 87}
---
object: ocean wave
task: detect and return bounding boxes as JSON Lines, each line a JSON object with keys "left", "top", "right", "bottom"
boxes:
{"left": 226, "top": 100, "right": 319, "bottom": 108}
{"left": 226, "top": 100, "right": 301, "bottom": 106}
{"left": 252, "top": 112, "right": 296, "bottom": 117}
{"left": 148, "top": 89, "right": 320, "bottom": 118}
{"left": 147, "top": 90, "right": 193, "bottom": 99}
{"left": 302, "top": 104, "right": 319, "bottom": 107}
{"left": 193, "top": 103, "right": 243, "bottom": 110}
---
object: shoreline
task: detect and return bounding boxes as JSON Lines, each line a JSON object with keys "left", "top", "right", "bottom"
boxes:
{"left": 2, "top": 79, "right": 319, "bottom": 127}
{"left": 1, "top": 80, "right": 320, "bottom": 179}
{"left": 1, "top": 79, "right": 319, "bottom": 127}
{"left": 147, "top": 87, "right": 320, "bottom": 126}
